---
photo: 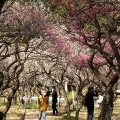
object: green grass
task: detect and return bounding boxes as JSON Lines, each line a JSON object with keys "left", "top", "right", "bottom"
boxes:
{"left": 67, "top": 92, "right": 72, "bottom": 100}
{"left": 26, "top": 104, "right": 37, "bottom": 109}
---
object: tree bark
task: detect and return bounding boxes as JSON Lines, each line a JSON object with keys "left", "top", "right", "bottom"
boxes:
{"left": 0, "top": 0, "right": 6, "bottom": 13}
{"left": 3, "top": 82, "right": 19, "bottom": 120}
{"left": 98, "top": 86, "right": 114, "bottom": 120}
{"left": 75, "top": 104, "right": 83, "bottom": 120}
{"left": 3, "top": 64, "right": 24, "bottom": 120}
{"left": 98, "top": 74, "right": 119, "bottom": 120}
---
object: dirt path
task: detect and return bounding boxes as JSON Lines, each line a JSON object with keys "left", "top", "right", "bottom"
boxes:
{"left": 25, "top": 98, "right": 120, "bottom": 120}
{"left": 25, "top": 110, "right": 64, "bottom": 120}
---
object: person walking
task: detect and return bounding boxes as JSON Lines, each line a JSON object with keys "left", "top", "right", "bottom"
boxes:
{"left": 52, "top": 86, "right": 58, "bottom": 115}
{"left": 38, "top": 88, "right": 49, "bottom": 120}
{"left": 85, "top": 86, "right": 98, "bottom": 120}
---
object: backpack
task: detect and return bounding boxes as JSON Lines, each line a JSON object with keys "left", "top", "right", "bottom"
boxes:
{"left": 82, "top": 95, "right": 87, "bottom": 107}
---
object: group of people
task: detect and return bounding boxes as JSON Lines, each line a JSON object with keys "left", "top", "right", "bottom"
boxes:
{"left": 38, "top": 86, "right": 102, "bottom": 120}
{"left": 0, "top": 86, "right": 102, "bottom": 120}
{"left": 85, "top": 86, "right": 104, "bottom": 120}
{"left": 38, "top": 86, "right": 58, "bottom": 120}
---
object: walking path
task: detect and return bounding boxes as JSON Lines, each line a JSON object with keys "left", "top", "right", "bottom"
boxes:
{"left": 25, "top": 97, "right": 120, "bottom": 120}
{"left": 25, "top": 110, "right": 64, "bottom": 120}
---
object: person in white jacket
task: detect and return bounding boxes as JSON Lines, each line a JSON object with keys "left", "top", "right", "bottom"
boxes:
{"left": 95, "top": 93, "right": 104, "bottom": 107}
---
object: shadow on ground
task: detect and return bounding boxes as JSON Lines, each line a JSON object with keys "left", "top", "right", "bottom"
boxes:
{"left": 59, "top": 116, "right": 75, "bottom": 120}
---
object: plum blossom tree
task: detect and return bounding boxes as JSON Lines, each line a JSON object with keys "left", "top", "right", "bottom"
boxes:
{"left": 38, "top": 0, "right": 120, "bottom": 120}
{"left": 0, "top": 1, "right": 119, "bottom": 119}
{"left": 0, "top": 2, "right": 55, "bottom": 120}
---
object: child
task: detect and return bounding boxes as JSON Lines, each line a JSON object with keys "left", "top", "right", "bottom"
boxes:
{"left": 38, "top": 88, "right": 49, "bottom": 120}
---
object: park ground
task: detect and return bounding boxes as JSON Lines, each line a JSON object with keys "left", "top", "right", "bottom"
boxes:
{"left": 1, "top": 97, "right": 120, "bottom": 120}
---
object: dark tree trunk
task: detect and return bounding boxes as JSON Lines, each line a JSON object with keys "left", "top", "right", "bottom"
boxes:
{"left": 20, "top": 113, "right": 25, "bottom": 120}
{"left": 3, "top": 84, "right": 19, "bottom": 120}
{"left": 98, "top": 86, "right": 114, "bottom": 120}
{"left": 0, "top": 0, "right": 6, "bottom": 13}
{"left": 13, "top": 93, "right": 17, "bottom": 104}
{"left": 75, "top": 104, "right": 83, "bottom": 120}
{"left": 98, "top": 74, "right": 119, "bottom": 120}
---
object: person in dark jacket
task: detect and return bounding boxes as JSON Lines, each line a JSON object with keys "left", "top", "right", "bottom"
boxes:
{"left": 52, "top": 86, "right": 58, "bottom": 115}
{"left": 86, "top": 86, "right": 98, "bottom": 120}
